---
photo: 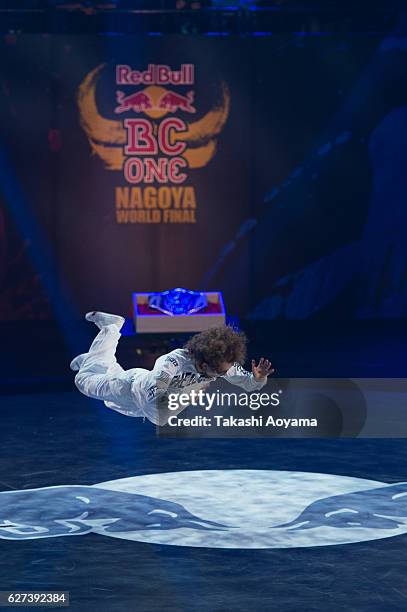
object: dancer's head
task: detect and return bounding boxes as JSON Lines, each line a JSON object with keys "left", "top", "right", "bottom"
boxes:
{"left": 184, "top": 326, "right": 247, "bottom": 377}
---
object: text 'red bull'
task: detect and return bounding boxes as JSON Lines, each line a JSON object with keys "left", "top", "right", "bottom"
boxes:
{"left": 116, "top": 64, "right": 194, "bottom": 86}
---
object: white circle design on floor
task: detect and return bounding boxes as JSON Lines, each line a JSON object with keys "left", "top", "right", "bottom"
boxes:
{"left": 95, "top": 470, "right": 407, "bottom": 549}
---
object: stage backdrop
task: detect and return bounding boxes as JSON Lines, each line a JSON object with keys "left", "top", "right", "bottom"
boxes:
{"left": 1, "top": 29, "right": 407, "bottom": 320}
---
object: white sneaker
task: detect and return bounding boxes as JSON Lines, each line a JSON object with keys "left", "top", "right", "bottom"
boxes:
{"left": 70, "top": 353, "right": 88, "bottom": 371}
{"left": 85, "top": 311, "right": 125, "bottom": 331}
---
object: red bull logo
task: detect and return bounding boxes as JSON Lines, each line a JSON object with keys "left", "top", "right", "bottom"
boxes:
{"left": 115, "top": 89, "right": 196, "bottom": 115}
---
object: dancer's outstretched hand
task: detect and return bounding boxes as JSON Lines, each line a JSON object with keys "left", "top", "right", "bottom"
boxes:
{"left": 252, "top": 358, "right": 275, "bottom": 381}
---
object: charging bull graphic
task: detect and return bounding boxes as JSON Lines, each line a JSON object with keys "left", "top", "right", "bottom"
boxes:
{"left": 158, "top": 90, "right": 196, "bottom": 114}
{"left": 1, "top": 473, "right": 407, "bottom": 547}
{"left": 272, "top": 483, "right": 407, "bottom": 531}
{"left": 0, "top": 485, "right": 227, "bottom": 540}
{"left": 115, "top": 90, "right": 153, "bottom": 114}
{"left": 77, "top": 64, "right": 229, "bottom": 171}
{"left": 115, "top": 90, "right": 196, "bottom": 115}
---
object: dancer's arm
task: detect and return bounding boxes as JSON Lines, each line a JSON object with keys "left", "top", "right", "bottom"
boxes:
{"left": 222, "top": 358, "right": 274, "bottom": 391}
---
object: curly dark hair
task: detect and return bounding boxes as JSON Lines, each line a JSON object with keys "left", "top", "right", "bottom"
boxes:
{"left": 184, "top": 326, "right": 247, "bottom": 371}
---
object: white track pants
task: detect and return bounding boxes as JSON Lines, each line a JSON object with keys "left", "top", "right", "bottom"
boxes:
{"left": 74, "top": 324, "right": 154, "bottom": 420}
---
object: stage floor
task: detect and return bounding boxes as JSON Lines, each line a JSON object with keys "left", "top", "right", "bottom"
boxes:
{"left": 1, "top": 390, "right": 406, "bottom": 611}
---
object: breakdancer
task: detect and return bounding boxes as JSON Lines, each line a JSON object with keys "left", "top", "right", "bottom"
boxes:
{"left": 71, "top": 312, "right": 275, "bottom": 425}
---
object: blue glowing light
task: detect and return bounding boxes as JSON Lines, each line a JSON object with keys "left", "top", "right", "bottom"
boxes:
{"left": 148, "top": 287, "right": 208, "bottom": 316}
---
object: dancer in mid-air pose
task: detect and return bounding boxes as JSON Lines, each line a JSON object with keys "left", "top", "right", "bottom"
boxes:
{"left": 71, "top": 312, "right": 275, "bottom": 425}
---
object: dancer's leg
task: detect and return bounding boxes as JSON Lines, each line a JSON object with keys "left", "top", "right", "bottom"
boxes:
{"left": 74, "top": 324, "right": 127, "bottom": 402}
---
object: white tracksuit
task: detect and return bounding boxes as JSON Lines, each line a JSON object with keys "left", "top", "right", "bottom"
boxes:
{"left": 74, "top": 324, "right": 267, "bottom": 424}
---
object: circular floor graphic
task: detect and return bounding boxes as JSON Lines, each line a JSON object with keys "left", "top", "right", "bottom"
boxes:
{"left": 95, "top": 470, "right": 407, "bottom": 549}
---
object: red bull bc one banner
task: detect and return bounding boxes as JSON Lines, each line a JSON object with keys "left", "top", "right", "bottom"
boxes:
{"left": 77, "top": 59, "right": 230, "bottom": 225}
